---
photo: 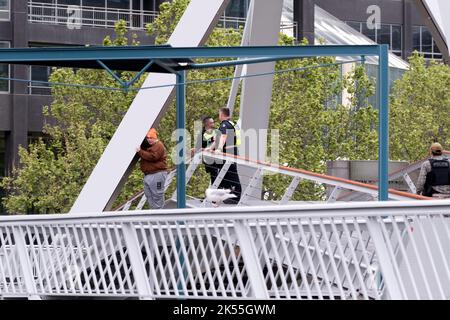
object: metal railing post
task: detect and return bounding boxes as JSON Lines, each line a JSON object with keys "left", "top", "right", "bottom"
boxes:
{"left": 121, "top": 223, "right": 153, "bottom": 300}
{"left": 234, "top": 221, "right": 269, "bottom": 299}
{"left": 366, "top": 218, "right": 404, "bottom": 300}
{"left": 12, "top": 227, "right": 40, "bottom": 300}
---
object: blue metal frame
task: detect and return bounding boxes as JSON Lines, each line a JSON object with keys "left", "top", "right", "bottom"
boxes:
{"left": 97, "top": 59, "right": 155, "bottom": 92}
{"left": 0, "top": 45, "right": 380, "bottom": 62}
{"left": 176, "top": 71, "right": 187, "bottom": 209}
{"left": 378, "top": 45, "right": 390, "bottom": 201}
{"left": 0, "top": 44, "right": 390, "bottom": 207}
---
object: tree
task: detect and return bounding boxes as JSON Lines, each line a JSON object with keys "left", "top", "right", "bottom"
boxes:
{"left": 390, "top": 53, "right": 450, "bottom": 161}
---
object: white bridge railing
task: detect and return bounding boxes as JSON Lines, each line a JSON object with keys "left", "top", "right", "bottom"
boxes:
{"left": 0, "top": 201, "right": 448, "bottom": 300}
{"left": 27, "top": 2, "right": 297, "bottom": 36}
{"left": 115, "top": 151, "right": 428, "bottom": 211}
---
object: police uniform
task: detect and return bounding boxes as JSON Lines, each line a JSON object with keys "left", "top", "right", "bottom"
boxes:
{"left": 217, "top": 119, "right": 242, "bottom": 203}
{"left": 417, "top": 155, "right": 450, "bottom": 197}
{"left": 202, "top": 128, "right": 219, "bottom": 184}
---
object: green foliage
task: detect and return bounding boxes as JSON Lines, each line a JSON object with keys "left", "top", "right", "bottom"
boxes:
{"left": 390, "top": 53, "right": 450, "bottom": 161}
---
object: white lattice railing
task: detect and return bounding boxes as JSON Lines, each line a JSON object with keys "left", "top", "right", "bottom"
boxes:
{"left": 27, "top": 2, "right": 297, "bottom": 36}
{"left": 0, "top": 201, "right": 449, "bottom": 300}
{"left": 28, "top": 2, "right": 158, "bottom": 30}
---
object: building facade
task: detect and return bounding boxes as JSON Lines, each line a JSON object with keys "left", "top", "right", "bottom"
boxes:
{"left": 0, "top": 0, "right": 444, "bottom": 213}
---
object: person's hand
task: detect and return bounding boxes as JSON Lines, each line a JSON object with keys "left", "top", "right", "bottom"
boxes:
{"left": 214, "top": 149, "right": 221, "bottom": 154}
{"left": 136, "top": 147, "right": 141, "bottom": 153}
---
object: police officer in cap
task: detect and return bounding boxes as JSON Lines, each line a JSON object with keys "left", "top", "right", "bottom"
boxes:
{"left": 417, "top": 142, "right": 450, "bottom": 198}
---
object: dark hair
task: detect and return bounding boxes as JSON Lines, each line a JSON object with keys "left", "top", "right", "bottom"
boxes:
{"left": 202, "top": 116, "right": 213, "bottom": 125}
{"left": 432, "top": 150, "right": 443, "bottom": 156}
{"left": 219, "top": 107, "right": 230, "bottom": 117}
{"left": 140, "top": 138, "right": 150, "bottom": 149}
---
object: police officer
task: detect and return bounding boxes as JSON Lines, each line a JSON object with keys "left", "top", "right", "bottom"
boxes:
{"left": 209, "top": 107, "right": 242, "bottom": 204}
{"left": 416, "top": 143, "right": 450, "bottom": 198}
{"left": 201, "top": 116, "right": 219, "bottom": 184}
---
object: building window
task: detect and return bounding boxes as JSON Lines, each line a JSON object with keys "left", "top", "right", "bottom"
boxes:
{"left": 29, "top": 65, "right": 52, "bottom": 95}
{"left": 225, "top": 0, "right": 250, "bottom": 18}
{"left": 0, "top": 41, "right": 9, "bottom": 93}
{"left": 412, "top": 25, "right": 442, "bottom": 60}
{"left": 0, "top": 132, "right": 5, "bottom": 214}
{"left": 346, "top": 21, "right": 402, "bottom": 57}
{"left": 0, "top": 0, "right": 9, "bottom": 21}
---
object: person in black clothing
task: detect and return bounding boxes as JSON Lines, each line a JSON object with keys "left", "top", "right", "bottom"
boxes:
{"left": 201, "top": 116, "right": 220, "bottom": 185}
{"left": 416, "top": 142, "right": 450, "bottom": 198}
{"left": 208, "top": 107, "right": 242, "bottom": 204}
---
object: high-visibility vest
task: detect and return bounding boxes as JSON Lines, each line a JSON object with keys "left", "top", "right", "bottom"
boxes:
{"left": 203, "top": 129, "right": 217, "bottom": 148}
{"left": 227, "top": 120, "right": 241, "bottom": 147}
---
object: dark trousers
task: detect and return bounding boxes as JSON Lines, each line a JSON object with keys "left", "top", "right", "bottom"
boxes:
{"left": 217, "top": 163, "right": 242, "bottom": 203}
{"left": 204, "top": 162, "right": 219, "bottom": 185}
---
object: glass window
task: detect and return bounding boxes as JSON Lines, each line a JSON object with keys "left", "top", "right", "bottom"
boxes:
{"left": 378, "top": 24, "right": 391, "bottom": 46}
{"left": 107, "top": 0, "right": 129, "bottom": 10}
{"left": 361, "top": 23, "right": 376, "bottom": 42}
{"left": 412, "top": 26, "right": 421, "bottom": 52}
{"left": 346, "top": 21, "right": 361, "bottom": 33}
{"left": 30, "top": 65, "right": 51, "bottom": 95}
{"left": 0, "top": 132, "right": 4, "bottom": 177}
{"left": 391, "top": 25, "right": 401, "bottom": 51}
{"left": 83, "top": 0, "right": 106, "bottom": 8}
{"left": 412, "top": 26, "right": 442, "bottom": 59}
{"left": 0, "top": 132, "right": 5, "bottom": 214}
{"left": 58, "top": 0, "right": 81, "bottom": 5}
{"left": 0, "top": 41, "right": 9, "bottom": 92}
{"left": 422, "top": 27, "right": 433, "bottom": 53}
{"left": 225, "top": 0, "right": 249, "bottom": 18}
{"left": 0, "top": 0, "right": 9, "bottom": 20}
{"left": 433, "top": 39, "right": 441, "bottom": 55}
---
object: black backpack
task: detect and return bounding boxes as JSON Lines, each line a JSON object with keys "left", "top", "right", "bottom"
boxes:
{"left": 423, "top": 159, "right": 450, "bottom": 196}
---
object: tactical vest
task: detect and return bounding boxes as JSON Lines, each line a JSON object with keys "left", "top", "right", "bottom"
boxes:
{"left": 425, "top": 159, "right": 450, "bottom": 187}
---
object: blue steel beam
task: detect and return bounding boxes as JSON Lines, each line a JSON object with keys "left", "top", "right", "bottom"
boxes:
{"left": 378, "top": 45, "right": 390, "bottom": 201}
{"left": 0, "top": 45, "right": 381, "bottom": 68}
{"left": 176, "top": 71, "right": 187, "bottom": 209}
{"left": 189, "top": 56, "right": 300, "bottom": 69}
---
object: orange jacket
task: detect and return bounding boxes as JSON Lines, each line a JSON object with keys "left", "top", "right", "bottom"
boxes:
{"left": 138, "top": 140, "right": 168, "bottom": 175}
